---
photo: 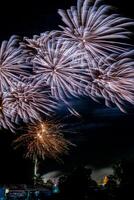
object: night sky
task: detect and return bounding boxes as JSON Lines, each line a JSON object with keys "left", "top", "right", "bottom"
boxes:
{"left": 0, "top": 0, "right": 134, "bottom": 184}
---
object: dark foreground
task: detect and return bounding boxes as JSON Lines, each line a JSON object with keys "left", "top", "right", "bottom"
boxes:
{"left": 1, "top": 160, "right": 134, "bottom": 200}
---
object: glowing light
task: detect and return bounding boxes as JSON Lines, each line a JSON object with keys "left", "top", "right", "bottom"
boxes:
{"left": 5, "top": 188, "right": 10, "bottom": 194}
{"left": 102, "top": 176, "right": 109, "bottom": 186}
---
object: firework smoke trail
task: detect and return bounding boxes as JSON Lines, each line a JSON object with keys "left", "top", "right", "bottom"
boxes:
{"left": 13, "top": 120, "right": 72, "bottom": 160}
{"left": 84, "top": 51, "right": 134, "bottom": 112}
{"left": 4, "top": 80, "right": 57, "bottom": 124}
{"left": 0, "top": 35, "right": 29, "bottom": 92}
{"left": 58, "top": 0, "right": 134, "bottom": 60}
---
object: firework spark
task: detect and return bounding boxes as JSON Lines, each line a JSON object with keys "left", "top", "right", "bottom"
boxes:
{"left": 58, "top": 0, "right": 134, "bottom": 59}
{"left": 85, "top": 51, "right": 134, "bottom": 112}
{"left": 32, "top": 37, "right": 87, "bottom": 100}
{"left": 13, "top": 121, "right": 72, "bottom": 160}
{"left": 4, "top": 80, "right": 57, "bottom": 124}
{"left": 0, "top": 35, "right": 28, "bottom": 92}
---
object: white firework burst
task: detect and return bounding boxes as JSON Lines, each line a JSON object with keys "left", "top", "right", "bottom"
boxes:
{"left": 4, "top": 79, "right": 57, "bottom": 124}
{"left": 32, "top": 37, "right": 87, "bottom": 100}
{"left": 85, "top": 51, "right": 134, "bottom": 112}
{"left": 20, "top": 31, "right": 61, "bottom": 61}
{"left": 0, "top": 35, "right": 29, "bottom": 92}
{"left": 58, "top": 0, "right": 134, "bottom": 59}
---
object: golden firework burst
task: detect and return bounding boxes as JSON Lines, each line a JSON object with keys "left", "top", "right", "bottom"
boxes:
{"left": 13, "top": 120, "right": 72, "bottom": 161}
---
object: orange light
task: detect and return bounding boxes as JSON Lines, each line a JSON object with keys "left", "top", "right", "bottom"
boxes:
{"left": 103, "top": 176, "right": 109, "bottom": 186}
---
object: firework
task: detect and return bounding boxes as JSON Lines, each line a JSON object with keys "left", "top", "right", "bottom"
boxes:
{"left": 0, "top": 93, "right": 15, "bottom": 132}
{"left": 58, "top": 0, "right": 133, "bottom": 59}
{"left": 13, "top": 120, "right": 72, "bottom": 160}
{"left": 20, "top": 31, "right": 60, "bottom": 61}
{"left": 4, "top": 80, "right": 57, "bottom": 124}
{"left": 32, "top": 37, "right": 87, "bottom": 100}
{"left": 0, "top": 35, "right": 29, "bottom": 92}
{"left": 85, "top": 52, "right": 134, "bottom": 112}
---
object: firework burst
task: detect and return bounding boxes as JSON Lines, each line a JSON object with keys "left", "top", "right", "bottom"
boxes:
{"left": 58, "top": 0, "right": 134, "bottom": 59}
{"left": 0, "top": 35, "right": 29, "bottom": 92}
{"left": 4, "top": 80, "right": 57, "bottom": 124}
{"left": 20, "top": 31, "right": 60, "bottom": 61}
{"left": 85, "top": 51, "right": 134, "bottom": 112}
{"left": 32, "top": 37, "right": 87, "bottom": 100}
{"left": 13, "top": 120, "right": 72, "bottom": 160}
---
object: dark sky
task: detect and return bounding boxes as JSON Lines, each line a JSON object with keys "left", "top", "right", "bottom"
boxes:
{"left": 0, "top": 0, "right": 134, "bottom": 184}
